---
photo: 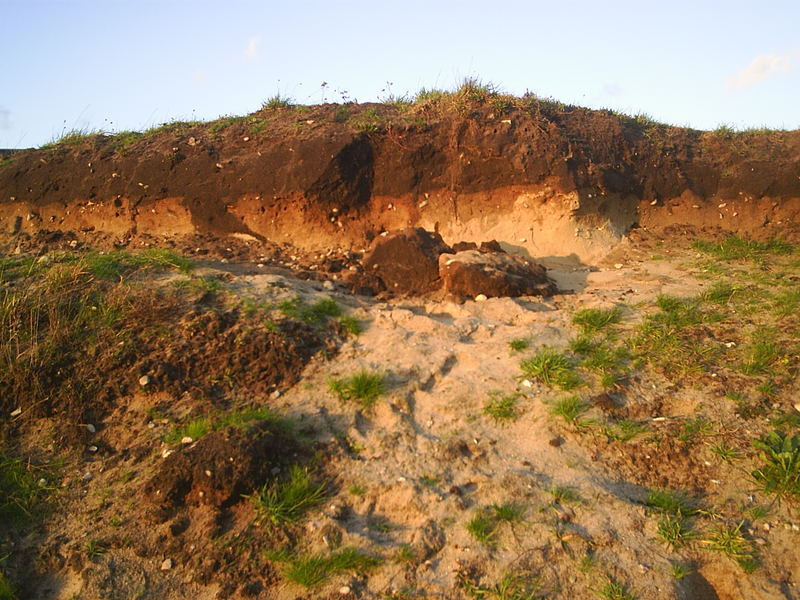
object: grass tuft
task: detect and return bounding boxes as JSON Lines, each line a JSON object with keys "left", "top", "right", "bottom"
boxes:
{"left": 656, "top": 513, "right": 696, "bottom": 549}
{"left": 0, "top": 452, "right": 53, "bottom": 524}
{"left": 249, "top": 465, "right": 326, "bottom": 524}
{"left": 572, "top": 306, "right": 622, "bottom": 335}
{"left": 262, "top": 93, "right": 294, "bottom": 109}
{"left": 279, "top": 547, "right": 382, "bottom": 587}
{"left": 329, "top": 369, "right": 387, "bottom": 408}
{"left": 549, "top": 396, "right": 589, "bottom": 427}
{"left": 483, "top": 392, "right": 521, "bottom": 423}
{"left": 646, "top": 489, "right": 698, "bottom": 515}
{"left": 702, "top": 521, "right": 759, "bottom": 571}
{"left": 466, "top": 511, "right": 499, "bottom": 547}
{"left": 520, "top": 347, "right": 582, "bottom": 390}
{"left": 508, "top": 337, "right": 530, "bottom": 352}
{"left": 596, "top": 580, "right": 636, "bottom": 600}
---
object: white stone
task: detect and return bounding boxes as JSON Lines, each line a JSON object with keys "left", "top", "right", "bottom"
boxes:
{"left": 160, "top": 558, "right": 173, "bottom": 570}
{"left": 474, "top": 294, "right": 488, "bottom": 302}
{"left": 138, "top": 375, "right": 150, "bottom": 387}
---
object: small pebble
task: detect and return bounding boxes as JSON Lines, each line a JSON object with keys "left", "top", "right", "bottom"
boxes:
{"left": 85, "top": 424, "right": 96, "bottom": 433}
{"left": 181, "top": 437, "right": 193, "bottom": 445}
{"left": 160, "top": 558, "right": 173, "bottom": 571}
{"left": 88, "top": 445, "right": 98, "bottom": 453}
{"left": 614, "top": 263, "right": 623, "bottom": 269}
{"left": 81, "top": 472, "right": 93, "bottom": 482}
{"left": 339, "top": 586, "right": 351, "bottom": 595}
{"left": 138, "top": 375, "right": 150, "bottom": 387}
{"left": 474, "top": 294, "right": 488, "bottom": 302}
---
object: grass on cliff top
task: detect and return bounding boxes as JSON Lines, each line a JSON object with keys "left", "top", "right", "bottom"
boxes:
{"left": 36, "top": 76, "right": 794, "bottom": 152}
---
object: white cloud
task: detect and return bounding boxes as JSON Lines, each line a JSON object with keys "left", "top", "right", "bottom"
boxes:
{"left": 244, "top": 36, "right": 262, "bottom": 60}
{"left": 727, "top": 50, "right": 797, "bottom": 90}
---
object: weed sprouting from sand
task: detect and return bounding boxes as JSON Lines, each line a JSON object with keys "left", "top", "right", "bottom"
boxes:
{"left": 602, "top": 418, "right": 648, "bottom": 442}
{"left": 163, "top": 417, "right": 211, "bottom": 444}
{"left": 275, "top": 548, "right": 382, "bottom": 587}
{"left": 466, "top": 511, "right": 499, "bottom": 547}
{"left": 710, "top": 443, "right": 740, "bottom": 463}
{"left": 671, "top": 562, "right": 692, "bottom": 580}
{"left": 508, "top": 337, "right": 530, "bottom": 352}
{"left": 572, "top": 306, "right": 622, "bottom": 335}
{"left": 328, "top": 369, "right": 387, "bottom": 408}
{"left": 491, "top": 502, "right": 526, "bottom": 523}
{"left": 520, "top": 347, "right": 582, "bottom": 390}
{"left": 702, "top": 521, "right": 759, "bottom": 571}
{"left": 279, "top": 296, "right": 343, "bottom": 325}
{"left": 751, "top": 431, "right": 800, "bottom": 504}
{"left": 646, "top": 489, "right": 698, "bottom": 515}
{"left": 596, "top": 580, "right": 636, "bottom": 600}
{"left": 465, "top": 502, "right": 527, "bottom": 547}
{"left": 394, "top": 544, "right": 418, "bottom": 565}
{"left": 461, "top": 570, "right": 543, "bottom": 600}
{"left": 249, "top": 465, "right": 326, "bottom": 525}
{"left": 548, "top": 485, "right": 581, "bottom": 504}
{"left": 85, "top": 538, "right": 108, "bottom": 560}
{"left": 338, "top": 314, "right": 363, "bottom": 336}
{"left": 657, "top": 513, "right": 696, "bottom": 549}
{"left": 483, "top": 392, "right": 521, "bottom": 423}
{"left": 678, "top": 416, "right": 715, "bottom": 443}
{"left": 549, "top": 396, "right": 589, "bottom": 427}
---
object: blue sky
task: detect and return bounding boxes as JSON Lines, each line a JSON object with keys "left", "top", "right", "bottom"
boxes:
{"left": 1, "top": 0, "right": 798, "bottom": 148}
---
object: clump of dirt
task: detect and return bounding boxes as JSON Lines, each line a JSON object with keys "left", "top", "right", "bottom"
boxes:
{"left": 360, "top": 227, "right": 450, "bottom": 296}
{"left": 143, "top": 421, "right": 302, "bottom": 519}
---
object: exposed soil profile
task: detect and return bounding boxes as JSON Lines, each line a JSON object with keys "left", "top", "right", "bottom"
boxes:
{"left": 1, "top": 96, "right": 799, "bottom": 262}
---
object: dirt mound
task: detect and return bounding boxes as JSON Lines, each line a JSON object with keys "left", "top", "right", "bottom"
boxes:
{"left": 144, "top": 421, "right": 299, "bottom": 518}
